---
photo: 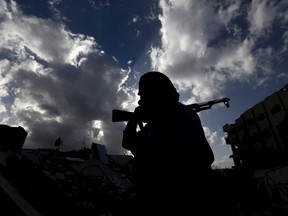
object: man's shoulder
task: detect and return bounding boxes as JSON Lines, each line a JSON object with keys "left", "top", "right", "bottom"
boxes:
{"left": 177, "top": 102, "right": 197, "bottom": 115}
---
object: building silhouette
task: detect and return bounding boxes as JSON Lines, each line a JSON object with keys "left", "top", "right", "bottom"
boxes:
{"left": 223, "top": 83, "right": 288, "bottom": 213}
{"left": 223, "top": 83, "right": 288, "bottom": 170}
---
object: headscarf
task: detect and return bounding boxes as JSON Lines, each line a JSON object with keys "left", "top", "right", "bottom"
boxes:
{"left": 138, "top": 71, "right": 179, "bottom": 107}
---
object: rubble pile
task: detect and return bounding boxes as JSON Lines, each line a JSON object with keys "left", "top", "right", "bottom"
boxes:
{"left": 0, "top": 143, "right": 134, "bottom": 216}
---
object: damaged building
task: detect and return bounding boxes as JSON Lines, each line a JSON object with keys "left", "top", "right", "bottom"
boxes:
{"left": 223, "top": 83, "right": 288, "bottom": 214}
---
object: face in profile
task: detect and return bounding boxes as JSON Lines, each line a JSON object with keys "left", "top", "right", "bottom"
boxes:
{"left": 137, "top": 82, "right": 159, "bottom": 122}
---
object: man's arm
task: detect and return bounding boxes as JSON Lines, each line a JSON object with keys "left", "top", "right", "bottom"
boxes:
{"left": 122, "top": 107, "right": 143, "bottom": 155}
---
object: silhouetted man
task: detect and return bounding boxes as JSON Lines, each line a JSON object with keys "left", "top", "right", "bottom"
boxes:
{"left": 121, "top": 71, "right": 215, "bottom": 215}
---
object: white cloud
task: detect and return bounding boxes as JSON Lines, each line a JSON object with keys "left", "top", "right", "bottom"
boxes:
{"left": 212, "top": 155, "right": 234, "bottom": 169}
{"left": 214, "top": 38, "right": 256, "bottom": 78}
{"left": 151, "top": 1, "right": 231, "bottom": 97}
{"left": 203, "top": 126, "right": 218, "bottom": 145}
{"left": 247, "top": 0, "right": 277, "bottom": 37}
{"left": 150, "top": 0, "right": 226, "bottom": 101}
{"left": 1, "top": 1, "right": 96, "bottom": 66}
{"left": 0, "top": 0, "right": 130, "bottom": 154}
{"left": 0, "top": 105, "right": 6, "bottom": 113}
{"left": 153, "top": 0, "right": 221, "bottom": 76}
{"left": 218, "top": 0, "right": 241, "bottom": 26}
{"left": 150, "top": 0, "right": 288, "bottom": 102}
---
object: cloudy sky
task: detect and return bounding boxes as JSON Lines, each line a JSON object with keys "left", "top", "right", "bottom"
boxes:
{"left": 1, "top": 0, "right": 287, "bottom": 168}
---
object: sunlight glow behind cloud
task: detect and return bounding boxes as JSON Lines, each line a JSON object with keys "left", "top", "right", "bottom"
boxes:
{"left": 0, "top": 0, "right": 130, "bottom": 153}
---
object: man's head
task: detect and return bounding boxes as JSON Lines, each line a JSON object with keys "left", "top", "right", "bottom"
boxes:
{"left": 137, "top": 71, "right": 179, "bottom": 120}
